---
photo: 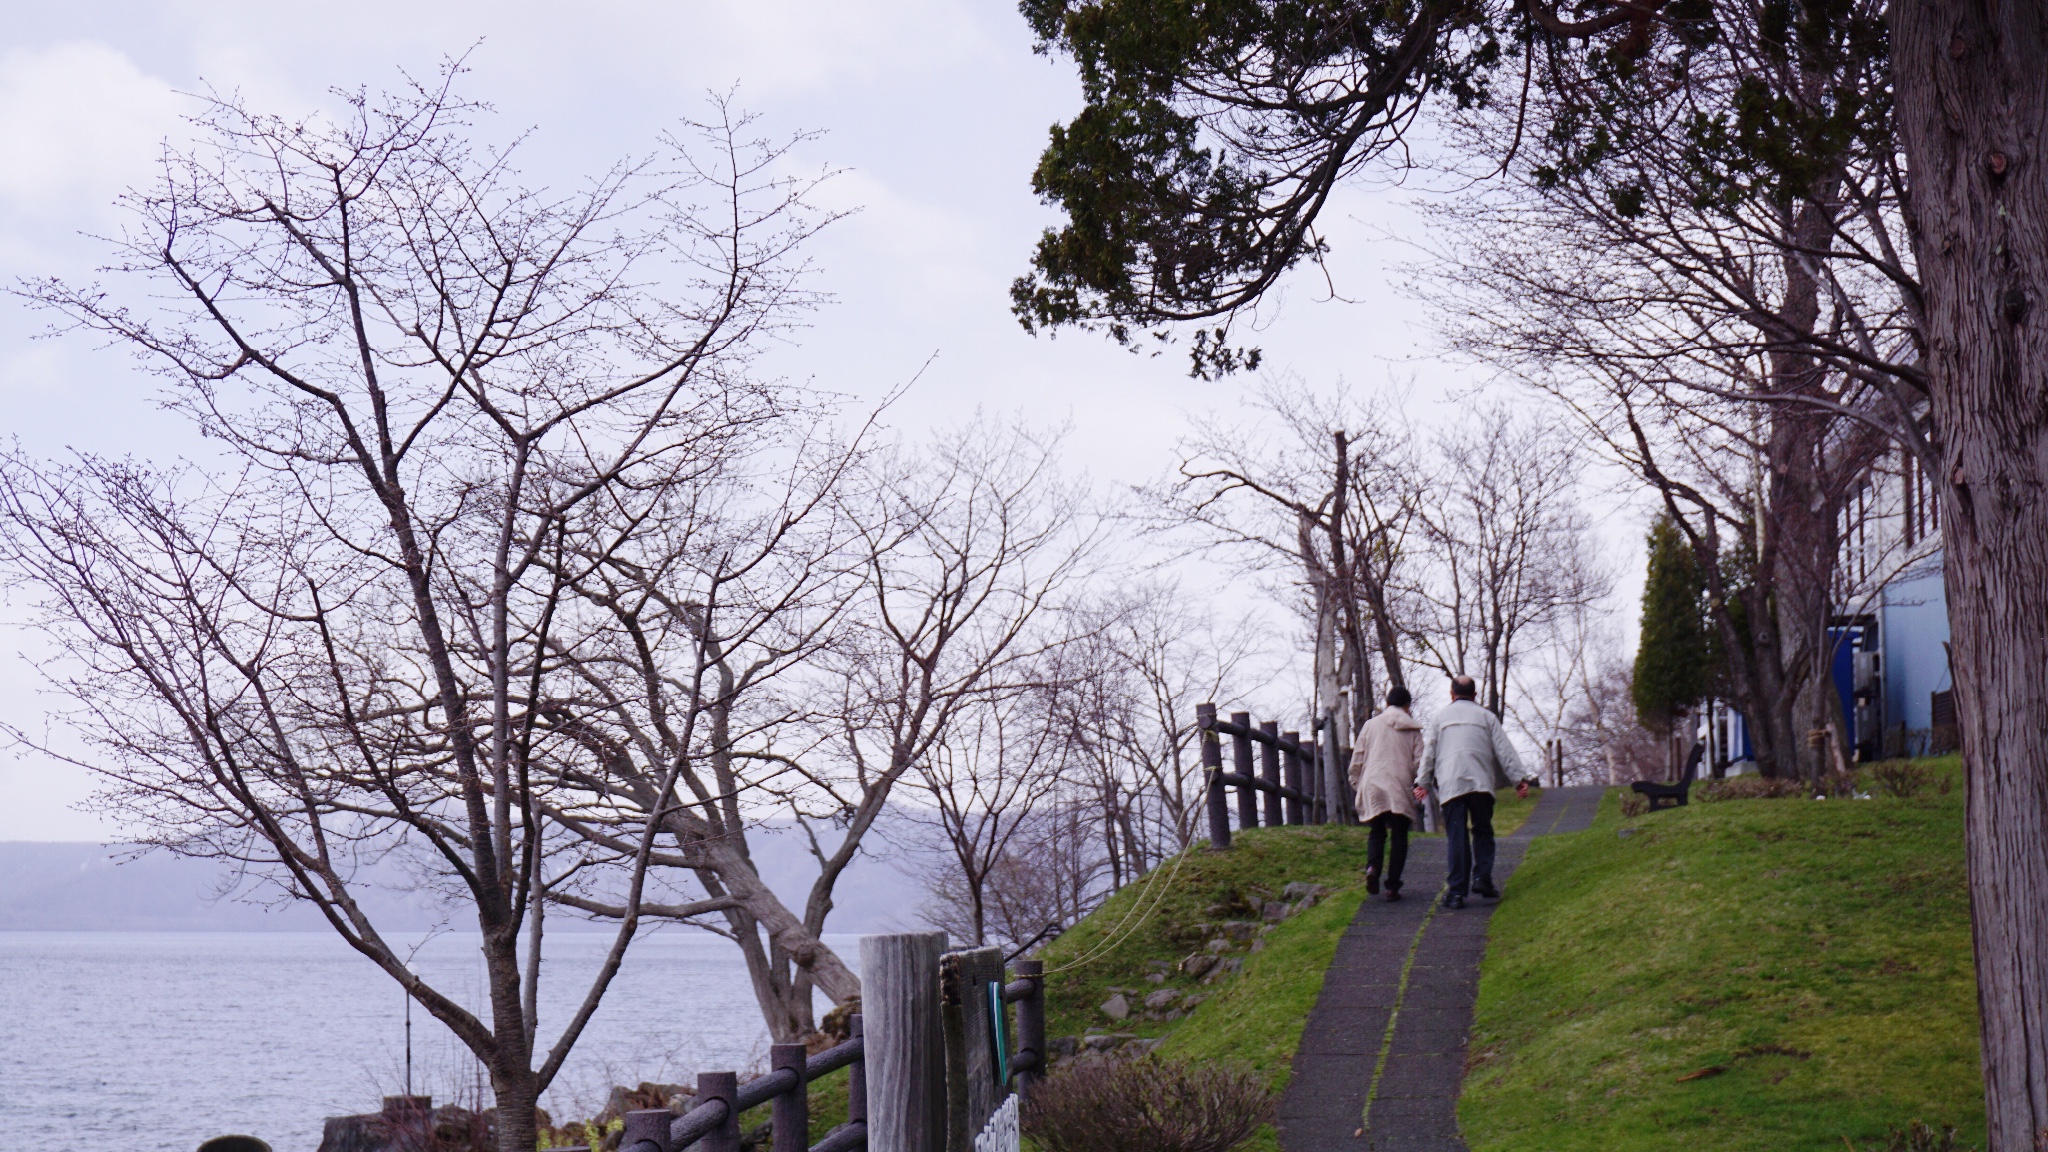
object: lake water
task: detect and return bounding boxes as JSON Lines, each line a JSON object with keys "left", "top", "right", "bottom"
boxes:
{"left": 0, "top": 931, "right": 849, "bottom": 1151}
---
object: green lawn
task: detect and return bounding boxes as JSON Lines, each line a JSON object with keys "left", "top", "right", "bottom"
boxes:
{"left": 1462, "top": 760, "right": 1982, "bottom": 1151}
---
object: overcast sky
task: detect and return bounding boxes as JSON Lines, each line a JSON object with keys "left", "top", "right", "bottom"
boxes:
{"left": 0, "top": 0, "right": 1644, "bottom": 840}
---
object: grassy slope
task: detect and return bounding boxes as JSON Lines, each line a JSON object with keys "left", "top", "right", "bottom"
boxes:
{"left": 1034, "top": 790, "right": 1543, "bottom": 1152}
{"left": 1462, "top": 761, "right": 1981, "bottom": 1151}
{"left": 576, "top": 797, "right": 1548, "bottom": 1152}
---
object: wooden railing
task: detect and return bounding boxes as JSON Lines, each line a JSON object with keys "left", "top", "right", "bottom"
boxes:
{"left": 1197, "top": 703, "right": 1354, "bottom": 850}
{"left": 616, "top": 936, "right": 1047, "bottom": 1152}
{"left": 619, "top": 1023, "right": 867, "bottom": 1152}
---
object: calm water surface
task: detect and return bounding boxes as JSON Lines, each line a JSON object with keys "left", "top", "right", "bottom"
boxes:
{"left": 0, "top": 931, "right": 842, "bottom": 1151}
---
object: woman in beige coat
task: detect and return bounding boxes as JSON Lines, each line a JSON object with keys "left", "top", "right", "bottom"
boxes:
{"left": 1348, "top": 686, "right": 1424, "bottom": 901}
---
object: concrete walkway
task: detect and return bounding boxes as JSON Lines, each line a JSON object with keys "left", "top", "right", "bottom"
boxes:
{"left": 1276, "top": 786, "right": 1604, "bottom": 1151}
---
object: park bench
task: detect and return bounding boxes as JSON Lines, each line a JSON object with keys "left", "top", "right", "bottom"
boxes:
{"left": 1631, "top": 743, "right": 1705, "bottom": 811}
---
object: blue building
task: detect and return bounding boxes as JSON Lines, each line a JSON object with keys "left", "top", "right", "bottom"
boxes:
{"left": 1714, "top": 447, "right": 1953, "bottom": 772}
{"left": 1874, "top": 557, "right": 1953, "bottom": 738}
{"left": 1838, "top": 447, "right": 1955, "bottom": 759}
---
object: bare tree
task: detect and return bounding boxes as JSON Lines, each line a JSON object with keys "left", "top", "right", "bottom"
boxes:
{"left": 546, "top": 416, "right": 1100, "bottom": 1039}
{"left": 910, "top": 583, "right": 1271, "bottom": 950}
{"left": 908, "top": 678, "right": 1072, "bottom": 948}
{"left": 1421, "top": 17, "right": 1907, "bottom": 780}
{"left": 510, "top": 418, "right": 872, "bottom": 1046}
{"left": 1143, "top": 375, "right": 1422, "bottom": 745}
{"left": 0, "top": 77, "right": 835, "bottom": 1151}
{"left": 973, "top": 795, "right": 1118, "bottom": 951}
{"left": 1407, "top": 407, "right": 1611, "bottom": 719}
{"left": 1568, "top": 648, "right": 1666, "bottom": 786}
{"left": 1052, "top": 583, "right": 1271, "bottom": 875}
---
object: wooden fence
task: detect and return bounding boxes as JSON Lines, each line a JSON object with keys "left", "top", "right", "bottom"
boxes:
{"left": 1197, "top": 702, "right": 1357, "bottom": 850}
{"left": 613, "top": 935, "right": 1046, "bottom": 1152}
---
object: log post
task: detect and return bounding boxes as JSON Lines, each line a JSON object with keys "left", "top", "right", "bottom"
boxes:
{"left": 696, "top": 1072, "right": 740, "bottom": 1152}
{"left": 1282, "top": 731, "right": 1304, "bottom": 825}
{"left": 1259, "top": 721, "right": 1283, "bottom": 827}
{"left": 622, "top": 1109, "right": 672, "bottom": 1152}
{"left": 861, "top": 932, "right": 948, "bottom": 1152}
{"left": 1231, "top": 711, "right": 1258, "bottom": 830}
{"left": 1013, "top": 960, "right": 1045, "bottom": 1098}
{"left": 849, "top": 1014, "right": 869, "bottom": 1129}
{"left": 1320, "top": 715, "right": 1347, "bottom": 825}
{"left": 1198, "top": 703, "right": 1229, "bottom": 849}
{"left": 1335, "top": 717, "right": 1358, "bottom": 824}
{"left": 1305, "top": 738, "right": 1323, "bottom": 823}
{"left": 770, "top": 1043, "right": 807, "bottom": 1152}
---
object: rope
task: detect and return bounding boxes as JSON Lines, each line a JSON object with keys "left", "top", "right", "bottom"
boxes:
{"left": 1040, "top": 835, "right": 1203, "bottom": 975}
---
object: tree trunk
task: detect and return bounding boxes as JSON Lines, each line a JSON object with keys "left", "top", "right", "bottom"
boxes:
{"left": 490, "top": 1065, "right": 542, "bottom": 1152}
{"left": 671, "top": 819, "right": 862, "bottom": 1004}
{"left": 1892, "top": 5, "right": 2048, "bottom": 1147}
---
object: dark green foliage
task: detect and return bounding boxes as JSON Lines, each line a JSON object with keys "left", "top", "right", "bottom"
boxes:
{"left": 1633, "top": 515, "right": 1710, "bottom": 733}
{"left": 1013, "top": 0, "right": 1892, "bottom": 375}
{"left": 1012, "top": 0, "right": 1506, "bottom": 375}
{"left": 1023, "top": 1057, "right": 1274, "bottom": 1152}
{"left": 1533, "top": 0, "right": 1891, "bottom": 215}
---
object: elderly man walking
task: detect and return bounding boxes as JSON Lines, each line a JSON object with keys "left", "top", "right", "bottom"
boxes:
{"left": 1414, "top": 675, "right": 1532, "bottom": 910}
{"left": 1350, "top": 685, "right": 1424, "bottom": 902}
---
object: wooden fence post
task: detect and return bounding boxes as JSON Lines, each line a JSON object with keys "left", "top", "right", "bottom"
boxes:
{"left": 941, "top": 945, "right": 1006, "bottom": 1152}
{"left": 849, "top": 1014, "right": 869, "bottom": 1129}
{"left": 1332, "top": 715, "right": 1358, "bottom": 824}
{"left": 1305, "top": 738, "right": 1323, "bottom": 823}
{"left": 1282, "top": 731, "right": 1304, "bottom": 825}
{"left": 771, "top": 1043, "right": 807, "bottom": 1152}
{"left": 1319, "top": 716, "right": 1344, "bottom": 825}
{"left": 622, "top": 1110, "right": 672, "bottom": 1152}
{"left": 696, "top": 1072, "right": 740, "bottom": 1152}
{"left": 1013, "top": 960, "right": 1045, "bottom": 1098}
{"left": 1259, "top": 721, "right": 1283, "bottom": 827}
{"left": 1231, "top": 711, "right": 1258, "bottom": 830}
{"left": 1198, "top": 703, "right": 1230, "bottom": 849}
{"left": 861, "top": 932, "right": 948, "bottom": 1152}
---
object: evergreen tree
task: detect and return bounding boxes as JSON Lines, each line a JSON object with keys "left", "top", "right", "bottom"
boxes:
{"left": 1633, "top": 515, "right": 1710, "bottom": 735}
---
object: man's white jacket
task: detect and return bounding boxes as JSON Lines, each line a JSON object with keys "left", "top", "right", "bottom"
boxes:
{"left": 1419, "top": 698, "right": 1527, "bottom": 801}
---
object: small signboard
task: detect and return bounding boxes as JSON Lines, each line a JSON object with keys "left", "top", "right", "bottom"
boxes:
{"left": 940, "top": 945, "right": 1010, "bottom": 1152}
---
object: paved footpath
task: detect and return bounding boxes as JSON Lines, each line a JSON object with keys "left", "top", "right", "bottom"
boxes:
{"left": 1277, "top": 786, "right": 1604, "bottom": 1152}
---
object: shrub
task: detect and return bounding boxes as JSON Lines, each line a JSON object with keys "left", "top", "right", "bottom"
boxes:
{"left": 1695, "top": 776, "right": 1806, "bottom": 803}
{"left": 1023, "top": 1056, "right": 1273, "bottom": 1152}
{"left": 1869, "top": 760, "right": 1935, "bottom": 799}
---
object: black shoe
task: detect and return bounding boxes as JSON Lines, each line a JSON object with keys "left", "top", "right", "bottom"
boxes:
{"left": 1472, "top": 882, "right": 1501, "bottom": 899}
{"left": 1384, "top": 887, "right": 1403, "bottom": 903}
{"left": 1365, "top": 866, "right": 1381, "bottom": 895}
{"left": 1442, "top": 894, "right": 1466, "bottom": 910}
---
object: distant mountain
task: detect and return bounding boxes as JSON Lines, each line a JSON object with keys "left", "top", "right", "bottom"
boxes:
{"left": 0, "top": 829, "right": 924, "bottom": 934}
{"left": 0, "top": 842, "right": 440, "bottom": 931}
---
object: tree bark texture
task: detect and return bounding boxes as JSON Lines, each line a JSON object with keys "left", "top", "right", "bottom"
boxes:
{"left": 1893, "top": 4, "right": 2048, "bottom": 1146}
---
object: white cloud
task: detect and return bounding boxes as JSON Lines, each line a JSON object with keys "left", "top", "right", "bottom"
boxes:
{"left": 0, "top": 41, "right": 179, "bottom": 217}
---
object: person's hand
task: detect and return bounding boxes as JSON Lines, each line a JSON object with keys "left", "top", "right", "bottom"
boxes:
{"left": 1516, "top": 780, "right": 1531, "bottom": 800}
{"left": 1413, "top": 785, "right": 1428, "bottom": 801}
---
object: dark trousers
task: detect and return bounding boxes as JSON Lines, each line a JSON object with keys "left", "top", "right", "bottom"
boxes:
{"left": 1366, "top": 813, "right": 1410, "bottom": 890}
{"left": 1443, "top": 792, "right": 1497, "bottom": 898}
